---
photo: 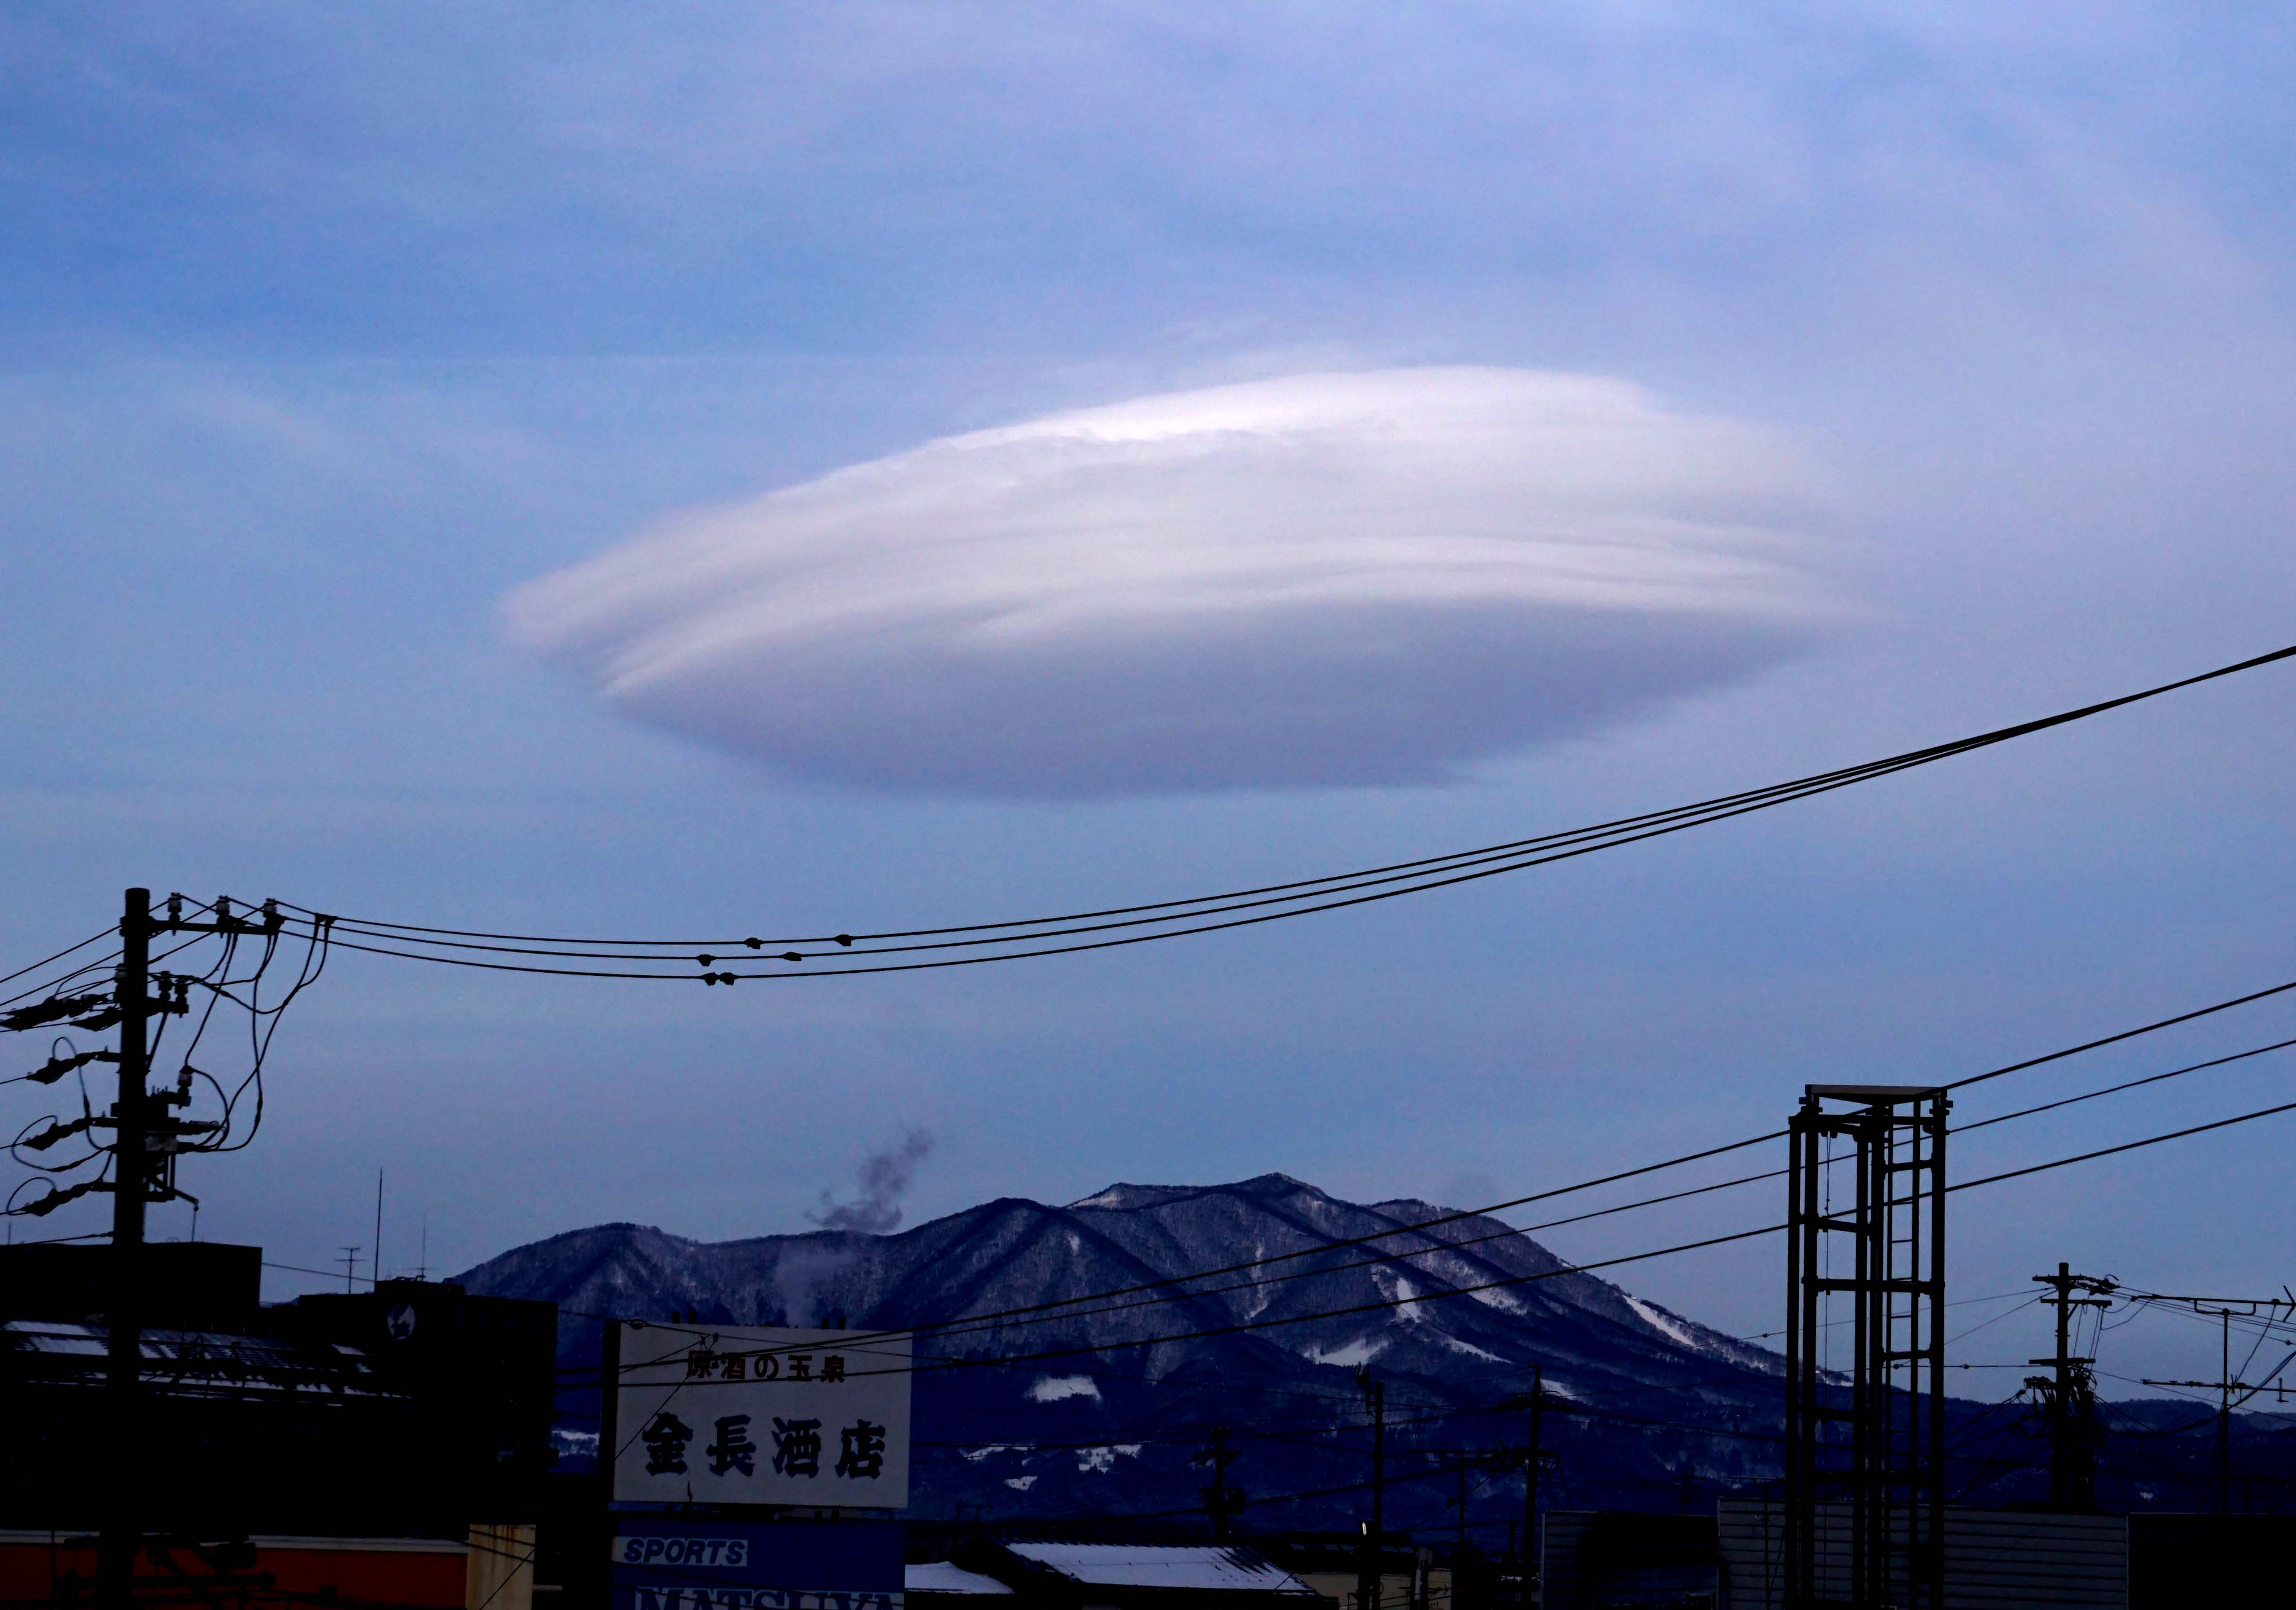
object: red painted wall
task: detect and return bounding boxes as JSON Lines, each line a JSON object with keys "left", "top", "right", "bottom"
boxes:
{"left": 0, "top": 1533, "right": 468, "bottom": 1608}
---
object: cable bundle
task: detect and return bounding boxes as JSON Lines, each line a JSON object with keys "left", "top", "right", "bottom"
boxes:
{"left": 273, "top": 643, "right": 2296, "bottom": 980}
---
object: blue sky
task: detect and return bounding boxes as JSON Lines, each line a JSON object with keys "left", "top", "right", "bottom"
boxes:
{"left": 5, "top": 2, "right": 2295, "bottom": 1392}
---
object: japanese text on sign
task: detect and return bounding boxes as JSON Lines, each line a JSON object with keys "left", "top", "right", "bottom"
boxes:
{"left": 611, "top": 1324, "right": 911, "bottom": 1508}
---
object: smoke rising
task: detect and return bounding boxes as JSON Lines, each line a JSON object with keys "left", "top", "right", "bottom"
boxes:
{"left": 809, "top": 1128, "right": 935, "bottom": 1235}
{"left": 770, "top": 1244, "right": 849, "bottom": 1327}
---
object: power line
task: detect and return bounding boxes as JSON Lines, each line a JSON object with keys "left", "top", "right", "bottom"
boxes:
{"left": 23, "top": 938, "right": 2296, "bottom": 1488}
{"left": 1744, "top": 1287, "right": 2038, "bottom": 1343}
{"left": 9, "top": 644, "right": 2288, "bottom": 1339}
{"left": 652, "top": 1085, "right": 2296, "bottom": 1391}
{"left": 1947, "top": 1096, "right": 2296, "bottom": 1195}
{"left": 127, "top": 967, "right": 2296, "bottom": 1417}
{"left": 267, "top": 641, "right": 2296, "bottom": 980}
{"left": 618, "top": 984, "right": 2296, "bottom": 1368}
{"left": 741, "top": 1014, "right": 2296, "bottom": 1362}
{"left": 236, "top": 982, "right": 2296, "bottom": 1415}
{"left": 0, "top": 926, "right": 123, "bottom": 999}
{"left": 1956, "top": 1037, "right": 2296, "bottom": 1132}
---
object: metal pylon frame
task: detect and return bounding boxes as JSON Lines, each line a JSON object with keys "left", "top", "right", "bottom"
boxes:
{"left": 1783, "top": 1084, "right": 1948, "bottom": 1609}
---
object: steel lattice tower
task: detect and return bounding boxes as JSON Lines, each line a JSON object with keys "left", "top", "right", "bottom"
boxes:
{"left": 1784, "top": 1085, "right": 1949, "bottom": 1609}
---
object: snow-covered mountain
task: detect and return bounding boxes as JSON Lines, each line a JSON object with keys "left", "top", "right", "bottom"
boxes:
{"left": 460, "top": 1172, "right": 1787, "bottom": 1525}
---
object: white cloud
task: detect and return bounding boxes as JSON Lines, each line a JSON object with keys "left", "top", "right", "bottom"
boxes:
{"left": 504, "top": 367, "right": 1833, "bottom": 796}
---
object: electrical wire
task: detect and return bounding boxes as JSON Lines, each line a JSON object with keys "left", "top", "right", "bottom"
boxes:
{"left": 615, "top": 1083, "right": 2296, "bottom": 1394}
{"left": 265, "top": 641, "right": 2296, "bottom": 979}
{"left": 1742, "top": 1286, "right": 2037, "bottom": 1343}
{"left": 1, "top": 901, "right": 328, "bottom": 1220}
{"left": 677, "top": 1003, "right": 2296, "bottom": 1362}
{"left": 1943, "top": 1295, "right": 2043, "bottom": 1348}
{"left": 22, "top": 921, "right": 2296, "bottom": 1498}
{"left": 1040, "top": 1026, "right": 2296, "bottom": 1365}
{"left": 0, "top": 943, "right": 121, "bottom": 1010}
{"left": 1946, "top": 1094, "right": 2296, "bottom": 1195}
{"left": 250, "top": 980, "right": 2296, "bottom": 1439}
{"left": 624, "top": 990, "right": 2296, "bottom": 1368}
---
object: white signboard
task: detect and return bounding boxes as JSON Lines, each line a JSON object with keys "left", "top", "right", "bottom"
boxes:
{"left": 611, "top": 1324, "right": 912, "bottom": 1509}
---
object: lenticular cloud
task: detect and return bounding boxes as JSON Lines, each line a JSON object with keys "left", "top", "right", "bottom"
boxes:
{"left": 505, "top": 368, "right": 1834, "bottom": 796}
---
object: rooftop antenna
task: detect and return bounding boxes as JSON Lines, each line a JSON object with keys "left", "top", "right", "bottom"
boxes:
{"left": 337, "top": 1245, "right": 363, "bottom": 1292}
{"left": 373, "top": 1167, "right": 385, "bottom": 1286}
{"left": 417, "top": 1218, "right": 428, "bottom": 1282}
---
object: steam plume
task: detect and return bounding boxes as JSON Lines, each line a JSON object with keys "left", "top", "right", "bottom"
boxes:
{"left": 809, "top": 1128, "right": 935, "bottom": 1234}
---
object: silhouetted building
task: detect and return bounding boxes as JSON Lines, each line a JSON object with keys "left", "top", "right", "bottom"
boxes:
{"left": 1541, "top": 1512, "right": 1721, "bottom": 1608}
{"left": 0, "top": 1242, "right": 556, "bottom": 1544}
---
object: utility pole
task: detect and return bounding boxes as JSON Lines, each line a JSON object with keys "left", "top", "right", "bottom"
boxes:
{"left": 2139, "top": 1289, "right": 2296, "bottom": 1515}
{"left": 87, "top": 889, "right": 278, "bottom": 1610}
{"left": 1452, "top": 1453, "right": 1469, "bottom": 1556}
{"left": 2204, "top": 1308, "right": 2233, "bottom": 1517}
{"left": 98, "top": 887, "right": 153, "bottom": 1610}
{"left": 2024, "top": 1262, "right": 2114, "bottom": 1511}
{"left": 2147, "top": 1310, "right": 2247, "bottom": 1515}
{"left": 1194, "top": 1425, "right": 1246, "bottom": 1542}
{"left": 1519, "top": 1373, "right": 1549, "bottom": 1608}
{"left": 1356, "top": 1370, "right": 1386, "bottom": 1610}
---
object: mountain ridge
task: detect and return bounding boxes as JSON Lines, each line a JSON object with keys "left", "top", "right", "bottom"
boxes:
{"left": 460, "top": 1172, "right": 2296, "bottom": 1522}
{"left": 457, "top": 1171, "right": 1769, "bottom": 1380}
{"left": 459, "top": 1170, "right": 1794, "bottom": 1522}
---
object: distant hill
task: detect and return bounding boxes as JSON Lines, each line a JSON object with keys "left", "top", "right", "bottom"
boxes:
{"left": 459, "top": 1171, "right": 1799, "bottom": 1526}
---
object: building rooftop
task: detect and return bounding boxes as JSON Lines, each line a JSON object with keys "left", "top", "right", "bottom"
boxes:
{"left": 1, "top": 1319, "right": 393, "bottom": 1400}
{"left": 907, "top": 1563, "right": 1015, "bottom": 1595}
{"left": 999, "top": 1543, "right": 1322, "bottom": 1596}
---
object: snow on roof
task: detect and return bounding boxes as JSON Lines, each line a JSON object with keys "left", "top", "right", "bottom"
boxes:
{"left": 1001, "top": 1543, "right": 1321, "bottom": 1595}
{"left": 906, "top": 1563, "right": 1013, "bottom": 1595}
{"left": 1, "top": 1319, "right": 391, "bottom": 1398}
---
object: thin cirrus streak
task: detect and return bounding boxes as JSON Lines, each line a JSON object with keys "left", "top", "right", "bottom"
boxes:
{"left": 503, "top": 367, "right": 1838, "bottom": 798}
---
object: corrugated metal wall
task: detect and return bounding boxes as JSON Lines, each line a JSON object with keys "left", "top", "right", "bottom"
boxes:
{"left": 1713, "top": 1499, "right": 2126, "bottom": 1609}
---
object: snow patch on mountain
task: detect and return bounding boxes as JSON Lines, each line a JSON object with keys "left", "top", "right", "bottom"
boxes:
{"left": 1077, "top": 1443, "right": 1143, "bottom": 1473}
{"left": 1372, "top": 1267, "right": 1434, "bottom": 1321}
{"left": 1303, "top": 1335, "right": 1387, "bottom": 1368}
{"left": 1435, "top": 1332, "right": 1507, "bottom": 1363}
{"left": 1028, "top": 1375, "right": 1102, "bottom": 1404}
{"left": 1240, "top": 1243, "right": 1272, "bottom": 1321}
{"left": 1622, "top": 1293, "right": 1785, "bottom": 1375}
{"left": 1625, "top": 1294, "right": 1709, "bottom": 1352}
